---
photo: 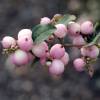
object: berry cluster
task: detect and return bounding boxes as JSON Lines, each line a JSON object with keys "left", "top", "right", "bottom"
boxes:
{"left": 1, "top": 14, "right": 100, "bottom": 77}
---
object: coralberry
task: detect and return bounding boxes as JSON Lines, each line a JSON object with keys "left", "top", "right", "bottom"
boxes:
{"left": 49, "top": 59, "right": 65, "bottom": 75}
{"left": 73, "top": 58, "right": 86, "bottom": 72}
{"left": 2, "top": 36, "right": 16, "bottom": 48}
{"left": 54, "top": 24, "right": 67, "bottom": 38}
{"left": 81, "top": 21, "right": 94, "bottom": 34}
{"left": 50, "top": 44, "right": 65, "bottom": 59}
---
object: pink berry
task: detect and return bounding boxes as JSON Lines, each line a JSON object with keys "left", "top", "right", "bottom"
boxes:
{"left": 50, "top": 44, "right": 65, "bottom": 59}
{"left": 54, "top": 24, "right": 67, "bottom": 38}
{"left": 81, "top": 45, "right": 99, "bottom": 58}
{"left": 32, "top": 42, "right": 48, "bottom": 58}
{"left": 18, "top": 29, "right": 32, "bottom": 39}
{"left": 40, "top": 57, "right": 46, "bottom": 65}
{"left": 81, "top": 21, "right": 94, "bottom": 34}
{"left": 13, "top": 49, "right": 29, "bottom": 66}
{"left": 27, "top": 52, "right": 35, "bottom": 62}
{"left": 17, "top": 36, "right": 33, "bottom": 51}
{"left": 87, "top": 45, "right": 99, "bottom": 58}
{"left": 67, "top": 22, "right": 80, "bottom": 35}
{"left": 73, "top": 35, "right": 86, "bottom": 45}
{"left": 1, "top": 36, "right": 16, "bottom": 48}
{"left": 49, "top": 59, "right": 64, "bottom": 75}
{"left": 40, "top": 17, "right": 51, "bottom": 25}
{"left": 61, "top": 52, "right": 69, "bottom": 65}
{"left": 73, "top": 58, "right": 86, "bottom": 72}
{"left": 81, "top": 47, "right": 88, "bottom": 57}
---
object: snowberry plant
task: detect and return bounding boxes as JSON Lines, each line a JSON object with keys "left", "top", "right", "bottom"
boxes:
{"left": 1, "top": 14, "right": 100, "bottom": 77}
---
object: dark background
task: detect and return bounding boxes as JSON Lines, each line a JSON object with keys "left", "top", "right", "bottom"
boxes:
{"left": 0, "top": 0, "right": 100, "bottom": 100}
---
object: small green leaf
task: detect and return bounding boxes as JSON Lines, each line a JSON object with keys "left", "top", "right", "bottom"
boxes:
{"left": 56, "top": 14, "right": 76, "bottom": 25}
{"left": 32, "top": 24, "right": 56, "bottom": 43}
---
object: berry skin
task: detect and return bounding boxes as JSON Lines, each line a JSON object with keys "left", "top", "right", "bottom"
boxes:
{"left": 73, "top": 58, "right": 86, "bottom": 72}
{"left": 61, "top": 52, "right": 69, "bottom": 65}
{"left": 17, "top": 36, "right": 33, "bottom": 51}
{"left": 50, "top": 44, "right": 65, "bottom": 59}
{"left": 54, "top": 24, "right": 67, "bottom": 38}
{"left": 13, "top": 49, "right": 29, "bottom": 66}
{"left": 18, "top": 29, "right": 32, "bottom": 39}
{"left": 73, "top": 35, "right": 86, "bottom": 45}
{"left": 81, "top": 47, "right": 88, "bottom": 57}
{"left": 49, "top": 59, "right": 64, "bottom": 75}
{"left": 67, "top": 22, "right": 80, "bottom": 35}
{"left": 27, "top": 52, "right": 35, "bottom": 62}
{"left": 89, "top": 46, "right": 99, "bottom": 58}
{"left": 40, "top": 57, "right": 46, "bottom": 65}
{"left": 40, "top": 17, "right": 51, "bottom": 25}
{"left": 1, "top": 36, "right": 16, "bottom": 48}
{"left": 32, "top": 42, "right": 48, "bottom": 58}
{"left": 81, "top": 45, "right": 99, "bottom": 58}
{"left": 81, "top": 21, "right": 94, "bottom": 34}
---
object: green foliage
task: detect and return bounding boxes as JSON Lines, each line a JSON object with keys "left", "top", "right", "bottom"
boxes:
{"left": 32, "top": 24, "right": 56, "bottom": 44}
{"left": 56, "top": 14, "right": 76, "bottom": 25}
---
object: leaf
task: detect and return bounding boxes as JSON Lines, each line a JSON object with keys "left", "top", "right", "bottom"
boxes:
{"left": 56, "top": 14, "right": 76, "bottom": 25}
{"left": 32, "top": 24, "right": 56, "bottom": 43}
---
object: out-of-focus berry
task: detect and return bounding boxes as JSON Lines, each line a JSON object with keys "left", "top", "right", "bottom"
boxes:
{"left": 73, "top": 58, "right": 86, "bottom": 72}
{"left": 40, "top": 17, "right": 51, "bottom": 25}
{"left": 61, "top": 52, "right": 69, "bottom": 65}
{"left": 81, "top": 21, "right": 94, "bottom": 34}
{"left": 40, "top": 57, "right": 46, "bottom": 65}
{"left": 81, "top": 45, "right": 99, "bottom": 58}
{"left": 27, "top": 52, "right": 35, "bottom": 62}
{"left": 13, "top": 49, "right": 29, "bottom": 66}
{"left": 1, "top": 36, "right": 16, "bottom": 48}
{"left": 73, "top": 35, "right": 86, "bottom": 45}
{"left": 49, "top": 59, "right": 64, "bottom": 75}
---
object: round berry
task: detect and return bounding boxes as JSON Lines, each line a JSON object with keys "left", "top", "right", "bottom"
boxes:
{"left": 61, "top": 52, "right": 69, "bottom": 65}
{"left": 73, "top": 58, "right": 86, "bottom": 72}
{"left": 54, "top": 24, "right": 67, "bottom": 38}
{"left": 50, "top": 44, "right": 65, "bottom": 59}
{"left": 13, "top": 49, "right": 29, "bottom": 66}
{"left": 1, "top": 36, "right": 16, "bottom": 48}
{"left": 81, "top": 21, "right": 94, "bottom": 34}
{"left": 18, "top": 29, "right": 32, "bottom": 39}
{"left": 17, "top": 36, "right": 33, "bottom": 51}
{"left": 81, "top": 45, "right": 99, "bottom": 58}
{"left": 49, "top": 59, "right": 64, "bottom": 75}
{"left": 32, "top": 42, "right": 48, "bottom": 58}
{"left": 88, "top": 45, "right": 99, "bottom": 58}
{"left": 81, "top": 47, "right": 88, "bottom": 57}
{"left": 40, "top": 17, "right": 51, "bottom": 25}
{"left": 73, "top": 35, "right": 86, "bottom": 45}
{"left": 67, "top": 22, "right": 80, "bottom": 35}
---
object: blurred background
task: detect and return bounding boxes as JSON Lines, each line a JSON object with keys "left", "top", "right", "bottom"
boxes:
{"left": 0, "top": 0, "right": 100, "bottom": 100}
